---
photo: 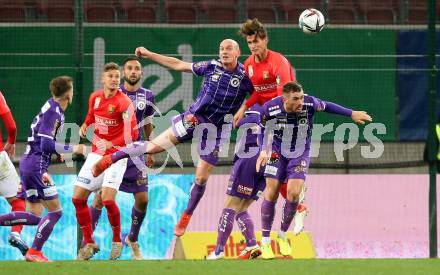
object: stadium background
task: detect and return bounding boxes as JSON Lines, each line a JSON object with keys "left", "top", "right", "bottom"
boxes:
{"left": 0, "top": 0, "right": 439, "bottom": 261}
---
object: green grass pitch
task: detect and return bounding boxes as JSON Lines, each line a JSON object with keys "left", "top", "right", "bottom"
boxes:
{"left": 0, "top": 259, "right": 439, "bottom": 275}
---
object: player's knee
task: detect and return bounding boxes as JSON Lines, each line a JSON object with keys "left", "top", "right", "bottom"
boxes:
{"left": 72, "top": 197, "right": 87, "bottom": 207}
{"left": 194, "top": 177, "right": 208, "bottom": 186}
{"left": 286, "top": 189, "right": 300, "bottom": 201}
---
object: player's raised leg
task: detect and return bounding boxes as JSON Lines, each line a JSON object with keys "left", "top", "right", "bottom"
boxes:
{"left": 175, "top": 159, "right": 214, "bottom": 237}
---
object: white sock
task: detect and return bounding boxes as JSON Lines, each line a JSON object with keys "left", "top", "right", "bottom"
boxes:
{"left": 278, "top": 231, "right": 287, "bottom": 239}
{"left": 262, "top": 237, "right": 271, "bottom": 245}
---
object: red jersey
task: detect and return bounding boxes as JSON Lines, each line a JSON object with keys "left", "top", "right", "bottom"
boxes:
{"left": 84, "top": 89, "right": 138, "bottom": 155}
{"left": 244, "top": 50, "right": 295, "bottom": 108}
{"left": 0, "top": 91, "right": 16, "bottom": 151}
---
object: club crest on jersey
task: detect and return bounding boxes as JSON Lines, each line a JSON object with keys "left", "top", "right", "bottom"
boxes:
{"left": 94, "top": 97, "right": 101, "bottom": 109}
{"left": 137, "top": 100, "right": 146, "bottom": 110}
{"left": 183, "top": 114, "right": 199, "bottom": 130}
{"left": 108, "top": 104, "right": 116, "bottom": 114}
{"left": 263, "top": 71, "right": 269, "bottom": 80}
{"left": 230, "top": 77, "right": 240, "bottom": 87}
{"left": 248, "top": 65, "right": 254, "bottom": 77}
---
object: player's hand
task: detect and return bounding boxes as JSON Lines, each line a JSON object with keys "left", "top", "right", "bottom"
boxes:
{"left": 233, "top": 105, "right": 246, "bottom": 128}
{"left": 351, "top": 111, "right": 372, "bottom": 125}
{"left": 135, "top": 47, "right": 151, "bottom": 59}
{"left": 256, "top": 150, "right": 269, "bottom": 172}
{"left": 56, "top": 154, "right": 65, "bottom": 163}
{"left": 79, "top": 124, "right": 87, "bottom": 138}
{"left": 96, "top": 139, "right": 113, "bottom": 152}
{"left": 146, "top": 154, "right": 154, "bottom": 168}
{"left": 73, "top": 144, "right": 86, "bottom": 156}
{"left": 4, "top": 143, "right": 15, "bottom": 159}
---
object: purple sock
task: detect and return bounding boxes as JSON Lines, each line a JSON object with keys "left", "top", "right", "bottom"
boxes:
{"left": 215, "top": 208, "right": 236, "bottom": 254}
{"left": 236, "top": 211, "right": 257, "bottom": 247}
{"left": 31, "top": 210, "right": 62, "bottom": 251}
{"left": 90, "top": 206, "right": 102, "bottom": 231}
{"left": 280, "top": 199, "right": 299, "bottom": 232}
{"left": 0, "top": 211, "right": 41, "bottom": 226}
{"left": 112, "top": 141, "right": 148, "bottom": 162}
{"left": 128, "top": 207, "right": 146, "bottom": 242}
{"left": 184, "top": 182, "right": 206, "bottom": 215}
{"left": 261, "top": 199, "right": 276, "bottom": 238}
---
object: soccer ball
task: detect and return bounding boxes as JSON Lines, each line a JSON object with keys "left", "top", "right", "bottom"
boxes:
{"left": 299, "top": 8, "right": 325, "bottom": 35}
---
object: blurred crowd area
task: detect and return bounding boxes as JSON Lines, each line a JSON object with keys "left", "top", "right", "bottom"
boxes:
{"left": 0, "top": 0, "right": 437, "bottom": 24}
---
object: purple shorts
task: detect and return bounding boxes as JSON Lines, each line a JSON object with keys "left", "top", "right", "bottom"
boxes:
{"left": 226, "top": 154, "right": 266, "bottom": 200}
{"left": 264, "top": 149, "right": 310, "bottom": 182}
{"left": 171, "top": 111, "right": 223, "bottom": 166}
{"left": 19, "top": 171, "right": 58, "bottom": 202}
{"left": 119, "top": 158, "right": 148, "bottom": 194}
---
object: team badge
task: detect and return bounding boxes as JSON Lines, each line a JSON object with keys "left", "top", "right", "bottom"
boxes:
{"left": 263, "top": 71, "right": 269, "bottom": 80}
{"left": 137, "top": 100, "right": 146, "bottom": 110}
{"left": 276, "top": 75, "right": 281, "bottom": 85}
{"left": 108, "top": 104, "right": 115, "bottom": 114}
{"left": 94, "top": 97, "right": 101, "bottom": 109}
{"left": 230, "top": 77, "right": 240, "bottom": 87}
{"left": 248, "top": 65, "right": 254, "bottom": 77}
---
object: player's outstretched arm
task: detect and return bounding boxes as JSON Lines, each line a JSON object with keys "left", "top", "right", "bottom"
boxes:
{"left": 135, "top": 46, "right": 192, "bottom": 72}
{"left": 351, "top": 111, "right": 372, "bottom": 125}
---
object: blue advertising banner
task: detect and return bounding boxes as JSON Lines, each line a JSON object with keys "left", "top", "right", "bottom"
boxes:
{"left": 0, "top": 174, "right": 194, "bottom": 260}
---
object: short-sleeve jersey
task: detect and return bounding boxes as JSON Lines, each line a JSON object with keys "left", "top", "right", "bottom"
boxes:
{"left": 190, "top": 60, "right": 254, "bottom": 125}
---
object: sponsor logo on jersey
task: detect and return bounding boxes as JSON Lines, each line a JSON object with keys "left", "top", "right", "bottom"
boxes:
{"left": 276, "top": 75, "right": 281, "bottom": 85}
{"left": 94, "top": 97, "right": 101, "bottom": 109}
{"left": 211, "top": 73, "right": 221, "bottom": 82}
{"left": 268, "top": 151, "right": 280, "bottom": 164}
{"left": 248, "top": 65, "right": 253, "bottom": 77}
{"left": 254, "top": 82, "right": 277, "bottom": 92}
{"left": 52, "top": 119, "right": 59, "bottom": 136}
{"left": 237, "top": 184, "right": 253, "bottom": 195}
{"left": 95, "top": 115, "right": 118, "bottom": 126}
{"left": 263, "top": 70, "right": 269, "bottom": 80}
{"left": 183, "top": 114, "right": 199, "bottom": 130}
{"left": 122, "top": 110, "right": 129, "bottom": 120}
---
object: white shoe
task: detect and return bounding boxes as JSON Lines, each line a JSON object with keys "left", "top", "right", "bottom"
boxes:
{"left": 206, "top": 250, "right": 224, "bottom": 260}
{"left": 293, "top": 204, "right": 308, "bottom": 235}
{"left": 125, "top": 235, "right": 143, "bottom": 260}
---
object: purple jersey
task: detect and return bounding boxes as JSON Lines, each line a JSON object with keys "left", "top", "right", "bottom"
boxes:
{"left": 20, "top": 98, "right": 64, "bottom": 173}
{"left": 261, "top": 95, "right": 326, "bottom": 156}
{"left": 120, "top": 85, "right": 155, "bottom": 189}
{"left": 235, "top": 104, "right": 263, "bottom": 154}
{"left": 120, "top": 85, "right": 155, "bottom": 141}
{"left": 190, "top": 60, "right": 254, "bottom": 125}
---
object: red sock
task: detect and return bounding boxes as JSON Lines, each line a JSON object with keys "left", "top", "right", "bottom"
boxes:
{"left": 72, "top": 198, "right": 94, "bottom": 244}
{"left": 102, "top": 200, "right": 121, "bottom": 242}
{"left": 10, "top": 198, "right": 25, "bottom": 233}
{"left": 280, "top": 183, "right": 287, "bottom": 199}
